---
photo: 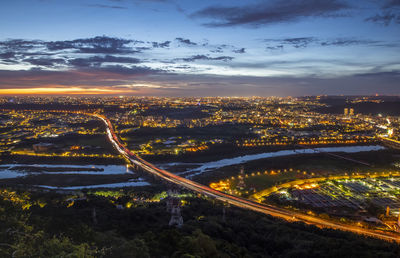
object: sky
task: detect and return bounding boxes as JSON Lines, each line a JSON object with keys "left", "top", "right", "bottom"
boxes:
{"left": 0, "top": 0, "right": 399, "bottom": 96}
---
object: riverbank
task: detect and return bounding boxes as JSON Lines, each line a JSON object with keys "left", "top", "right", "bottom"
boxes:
{"left": 159, "top": 145, "right": 385, "bottom": 178}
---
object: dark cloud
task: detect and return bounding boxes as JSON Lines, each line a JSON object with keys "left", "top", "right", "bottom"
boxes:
{"left": 0, "top": 36, "right": 150, "bottom": 69}
{"left": 207, "top": 44, "right": 246, "bottom": 54}
{"left": 384, "top": 0, "right": 400, "bottom": 8}
{"left": 354, "top": 70, "right": 400, "bottom": 78}
{"left": 264, "top": 37, "right": 316, "bottom": 50}
{"left": 152, "top": 41, "right": 171, "bottom": 48}
{"left": 23, "top": 57, "right": 66, "bottom": 67}
{"left": 175, "top": 37, "right": 197, "bottom": 46}
{"left": 191, "top": 0, "right": 349, "bottom": 27}
{"left": 210, "top": 46, "right": 224, "bottom": 53}
{"left": 174, "top": 65, "right": 192, "bottom": 69}
{"left": 365, "top": 12, "right": 400, "bottom": 26}
{"left": 365, "top": 0, "right": 400, "bottom": 26}
{"left": 282, "top": 37, "right": 316, "bottom": 48}
{"left": 320, "top": 38, "right": 380, "bottom": 46}
{"left": 0, "top": 52, "right": 16, "bottom": 60}
{"left": 180, "top": 54, "right": 233, "bottom": 62}
{"left": 266, "top": 45, "right": 284, "bottom": 51}
{"left": 46, "top": 36, "right": 137, "bottom": 54}
{"left": 0, "top": 36, "right": 242, "bottom": 72}
{"left": 265, "top": 37, "right": 386, "bottom": 50}
{"left": 86, "top": 4, "right": 127, "bottom": 9}
{"left": 135, "top": 47, "right": 152, "bottom": 51}
{"left": 233, "top": 48, "right": 246, "bottom": 54}
{"left": 0, "top": 40, "right": 52, "bottom": 64}
{"left": 68, "top": 55, "right": 141, "bottom": 67}
{"left": 0, "top": 39, "right": 43, "bottom": 52}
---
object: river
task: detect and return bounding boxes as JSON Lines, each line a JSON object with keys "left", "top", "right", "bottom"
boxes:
{"left": 160, "top": 145, "right": 386, "bottom": 177}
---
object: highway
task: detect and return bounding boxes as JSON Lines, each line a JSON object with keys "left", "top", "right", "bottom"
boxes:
{"left": 94, "top": 113, "right": 400, "bottom": 243}
{"left": 380, "top": 136, "right": 400, "bottom": 150}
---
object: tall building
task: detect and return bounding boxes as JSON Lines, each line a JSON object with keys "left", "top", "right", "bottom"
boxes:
{"left": 344, "top": 108, "right": 348, "bottom": 116}
{"left": 349, "top": 108, "right": 354, "bottom": 116}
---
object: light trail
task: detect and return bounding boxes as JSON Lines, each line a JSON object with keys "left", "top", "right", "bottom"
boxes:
{"left": 92, "top": 113, "right": 400, "bottom": 243}
{"left": 7, "top": 109, "right": 396, "bottom": 243}
{"left": 2, "top": 108, "right": 398, "bottom": 242}
{"left": 2, "top": 109, "right": 399, "bottom": 242}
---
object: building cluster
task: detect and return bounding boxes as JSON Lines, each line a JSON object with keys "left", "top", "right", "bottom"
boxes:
{"left": 0, "top": 109, "right": 112, "bottom": 158}
{"left": 1, "top": 96, "right": 399, "bottom": 158}
{"left": 279, "top": 177, "right": 400, "bottom": 218}
{"left": 107, "top": 97, "right": 388, "bottom": 156}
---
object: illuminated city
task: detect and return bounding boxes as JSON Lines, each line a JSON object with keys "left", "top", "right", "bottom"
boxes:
{"left": 1, "top": 0, "right": 400, "bottom": 257}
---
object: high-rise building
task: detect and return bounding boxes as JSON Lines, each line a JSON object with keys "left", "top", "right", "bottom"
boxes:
{"left": 349, "top": 108, "right": 354, "bottom": 116}
{"left": 344, "top": 108, "right": 348, "bottom": 116}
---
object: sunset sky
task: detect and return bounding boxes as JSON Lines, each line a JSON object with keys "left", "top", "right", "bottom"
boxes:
{"left": 0, "top": 0, "right": 399, "bottom": 96}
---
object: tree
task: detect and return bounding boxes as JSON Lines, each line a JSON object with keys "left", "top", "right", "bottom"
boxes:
{"left": 110, "top": 238, "right": 150, "bottom": 258}
{"left": 175, "top": 229, "right": 219, "bottom": 258}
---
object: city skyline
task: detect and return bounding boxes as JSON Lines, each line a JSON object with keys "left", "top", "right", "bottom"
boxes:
{"left": 0, "top": 0, "right": 399, "bottom": 96}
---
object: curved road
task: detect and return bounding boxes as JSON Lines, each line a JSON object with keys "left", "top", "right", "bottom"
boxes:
{"left": 95, "top": 113, "right": 400, "bottom": 243}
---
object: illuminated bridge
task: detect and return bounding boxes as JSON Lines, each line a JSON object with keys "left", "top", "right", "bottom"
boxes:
{"left": 380, "top": 137, "right": 400, "bottom": 150}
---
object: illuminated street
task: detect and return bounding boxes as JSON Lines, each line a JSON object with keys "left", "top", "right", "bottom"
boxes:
{"left": 96, "top": 112, "right": 400, "bottom": 242}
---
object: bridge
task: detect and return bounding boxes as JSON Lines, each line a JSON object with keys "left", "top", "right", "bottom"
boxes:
{"left": 93, "top": 113, "right": 400, "bottom": 242}
{"left": 380, "top": 136, "right": 400, "bottom": 150}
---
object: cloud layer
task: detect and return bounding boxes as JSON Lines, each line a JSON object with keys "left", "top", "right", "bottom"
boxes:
{"left": 1, "top": 0, "right": 400, "bottom": 97}
{"left": 0, "top": 32, "right": 398, "bottom": 96}
{"left": 191, "top": 0, "right": 349, "bottom": 27}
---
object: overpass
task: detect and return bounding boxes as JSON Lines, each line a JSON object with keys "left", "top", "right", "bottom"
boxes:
{"left": 380, "top": 136, "right": 400, "bottom": 150}
{"left": 94, "top": 113, "right": 400, "bottom": 242}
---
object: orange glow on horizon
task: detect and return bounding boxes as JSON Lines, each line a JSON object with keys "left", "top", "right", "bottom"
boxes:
{"left": 0, "top": 87, "right": 129, "bottom": 95}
